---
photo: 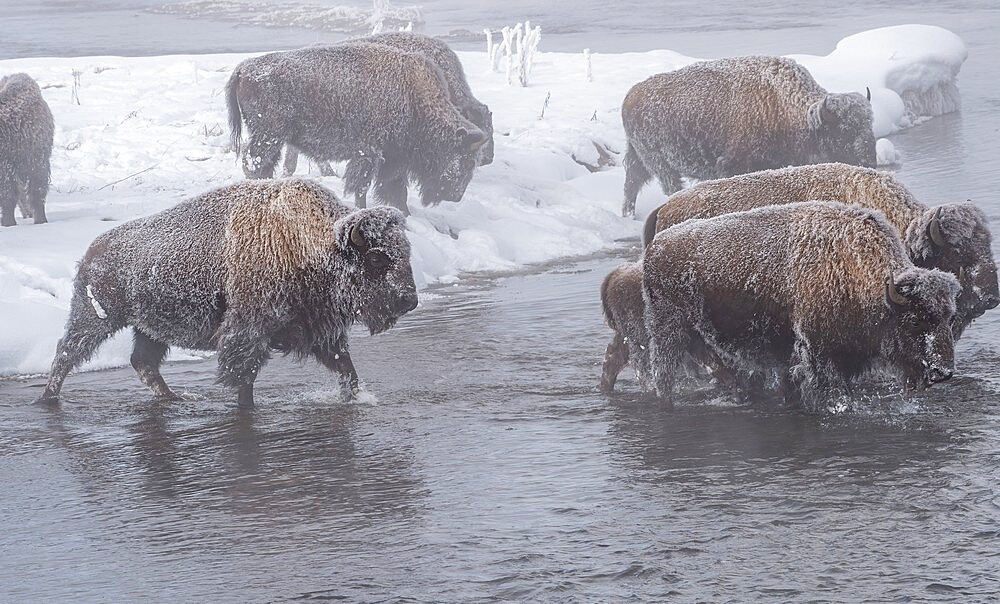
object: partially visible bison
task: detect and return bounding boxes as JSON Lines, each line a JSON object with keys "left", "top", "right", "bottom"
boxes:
{"left": 642, "top": 202, "right": 960, "bottom": 406}
{"left": 0, "top": 73, "right": 54, "bottom": 227}
{"left": 227, "top": 43, "right": 487, "bottom": 215}
{"left": 621, "top": 56, "right": 876, "bottom": 217}
{"left": 283, "top": 32, "right": 494, "bottom": 176}
{"left": 643, "top": 164, "right": 999, "bottom": 337}
{"left": 39, "top": 179, "right": 418, "bottom": 408}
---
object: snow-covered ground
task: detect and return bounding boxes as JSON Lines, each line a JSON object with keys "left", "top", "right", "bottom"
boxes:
{"left": 0, "top": 24, "right": 968, "bottom": 376}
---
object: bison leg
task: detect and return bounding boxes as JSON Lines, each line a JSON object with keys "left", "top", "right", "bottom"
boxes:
{"left": 242, "top": 135, "right": 282, "bottom": 179}
{"left": 344, "top": 155, "right": 381, "bottom": 210}
{"left": 216, "top": 317, "right": 272, "bottom": 408}
{"left": 318, "top": 161, "right": 337, "bottom": 176}
{"left": 313, "top": 337, "right": 360, "bottom": 400}
{"left": 0, "top": 174, "right": 16, "bottom": 227}
{"left": 281, "top": 145, "right": 300, "bottom": 177}
{"left": 622, "top": 142, "right": 651, "bottom": 218}
{"left": 28, "top": 162, "right": 49, "bottom": 224}
{"left": 130, "top": 329, "right": 179, "bottom": 400}
{"left": 373, "top": 173, "right": 409, "bottom": 216}
{"left": 39, "top": 293, "right": 125, "bottom": 402}
{"left": 599, "top": 331, "right": 629, "bottom": 394}
{"left": 644, "top": 296, "right": 687, "bottom": 408}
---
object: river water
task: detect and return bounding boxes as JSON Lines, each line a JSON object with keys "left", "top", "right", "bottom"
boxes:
{"left": 2, "top": 1, "right": 999, "bottom": 602}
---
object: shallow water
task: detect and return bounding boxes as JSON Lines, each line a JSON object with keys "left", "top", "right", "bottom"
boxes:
{"left": 2, "top": 251, "right": 999, "bottom": 601}
{"left": 2, "top": 1, "right": 1000, "bottom": 601}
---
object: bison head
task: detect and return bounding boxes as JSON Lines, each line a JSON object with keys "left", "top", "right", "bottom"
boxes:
{"left": 806, "top": 92, "right": 877, "bottom": 168}
{"left": 882, "top": 268, "right": 960, "bottom": 391}
{"left": 905, "top": 203, "right": 1000, "bottom": 338}
{"left": 460, "top": 101, "right": 495, "bottom": 166}
{"left": 417, "top": 122, "right": 487, "bottom": 206}
{"left": 335, "top": 207, "right": 418, "bottom": 334}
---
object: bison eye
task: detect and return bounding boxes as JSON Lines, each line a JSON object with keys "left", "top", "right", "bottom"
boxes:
{"left": 365, "top": 250, "right": 391, "bottom": 273}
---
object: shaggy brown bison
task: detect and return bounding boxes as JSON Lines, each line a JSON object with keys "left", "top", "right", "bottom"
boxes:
{"left": 283, "top": 32, "right": 494, "bottom": 176}
{"left": 226, "top": 42, "right": 487, "bottom": 215}
{"left": 0, "top": 73, "right": 54, "bottom": 226}
{"left": 642, "top": 164, "right": 998, "bottom": 337}
{"left": 642, "top": 202, "right": 959, "bottom": 406}
{"left": 621, "top": 56, "right": 876, "bottom": 217}
{"left": 38, "top": 179, "right": 418, "bottom": 408}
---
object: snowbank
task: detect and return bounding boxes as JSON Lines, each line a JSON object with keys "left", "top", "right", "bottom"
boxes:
{"left": 790, "top": 24, "right": 967, "bottom": 137}
{"left": 0, "top": 25, "right": 966, "bottom": 375}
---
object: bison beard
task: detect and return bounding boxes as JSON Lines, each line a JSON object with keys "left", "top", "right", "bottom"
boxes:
{"left": 642, "top": 201, "right": 960, "bottom": 408}
{"left": 226, "top": 42, "right": 487, "bottom": 215}
{"left": 38, "top": 179, "right": 418, "bottom": 408}
{"left": 0, "top": 73, "right": 54, "bottom": 227}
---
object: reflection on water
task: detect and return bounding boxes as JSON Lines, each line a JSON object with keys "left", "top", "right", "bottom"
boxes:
{"left": 1, "top": 248, "right": 998, "bottom": 601}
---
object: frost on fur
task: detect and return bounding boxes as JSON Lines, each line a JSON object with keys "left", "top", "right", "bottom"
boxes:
{"left": 643, "top": 163, "right": 999, "bottom": 338}
{"left": 642, "top": 201, "right": 959, "bottom": 408}
{"left": 39, "top": 179, "right": 419, "bottom": 408}
{"left": 620, "top": 56, "right": 876, "bottom": 217}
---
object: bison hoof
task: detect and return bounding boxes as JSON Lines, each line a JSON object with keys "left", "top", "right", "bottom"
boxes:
{"left": 33, "top": 394, "right": 59, "bottom": 405}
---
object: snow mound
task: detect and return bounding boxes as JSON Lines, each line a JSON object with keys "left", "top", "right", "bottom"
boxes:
{"left": 789, "top": 24, "right": 967, "bottom": 137}
{"left": 0, "top": 25, "right": 968, "bottom": 376}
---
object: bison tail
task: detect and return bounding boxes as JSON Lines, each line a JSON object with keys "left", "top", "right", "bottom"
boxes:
{"left": 600, "top": 270, "right": 618, "bottom": 329}
{"left": 225, "top": 69, "right": 243, "bottom": 157}
{"left": 641, "top": 204, "right": 662, "bottom": 248}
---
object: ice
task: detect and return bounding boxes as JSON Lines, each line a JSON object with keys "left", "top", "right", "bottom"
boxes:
{"left": 0, "top": 25, "right": 967, "bottom": 375}
{"left": 876, "top": 138, "right": 899, "bottom": 166}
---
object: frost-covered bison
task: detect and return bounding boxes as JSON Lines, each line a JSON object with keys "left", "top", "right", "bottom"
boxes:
{"left": 39, "top": 179, "right": 418, "bottom": 408}
{"left": 643, "top": 202, "right": 960, "bottom": 405}
{"left": 621, "top": 56, "right": 876, "bottom": 217}
{"left": 0, "top": 73, "right": 54, "bottom": 227}
{"left": 642, "top": 164, "right": 999, "bottom": 337}
{"left": 283, "top": 32, "right": 494, "bottom": 176}
{"left": 226, "top": 42, "right": 487, "bottom": 214}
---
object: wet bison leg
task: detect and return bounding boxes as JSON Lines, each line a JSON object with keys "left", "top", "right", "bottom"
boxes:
{"left": 313, "top": 336, "right": 360, "bottom": 400}
{"left": 28, "top": 158, "right": 49, "bottom": 224}
{"left": 216, "top": 315, "right": 274, "bottom": 409}
{"left": 644, "top": 294, "right": 687, "bottom": 408}
{"left": 130, "top": 329, "right": 179, "bottom": 400}
{"left": 373, "top": 171, "right": 409, "bottom": 216}
{"left": 622, "top": 142, "right": 651, "bottom": 218}
{"left": 242, "top": 134, "right": 282, "bottom": 179}
{"left": 0, "top": 173, "right": 16, "bottom": 227}
{"left": 38, "top": 292, "right": 126, "bottom": 402}
{"left": 344, "top": 155, "right": 381, "bottom": 210}
{"left": 599, "top": 330, "right": 629, "bottom": 394}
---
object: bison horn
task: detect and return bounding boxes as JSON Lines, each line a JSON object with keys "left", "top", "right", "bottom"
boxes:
{"left": 350, "top": 223, "right": 367, "bottom": 249}
{"left": 928, "top": 206, "right": 947, "bottom": 248}
{"left": 865, "top": 86, "right": 871, "bottom": 101}
{"left": 885, "top": 276, "right": 910, "bottom": 308}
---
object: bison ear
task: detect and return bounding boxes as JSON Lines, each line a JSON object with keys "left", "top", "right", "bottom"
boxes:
{"left": 807, "top": 95, "right": 839, "bottom": 130}
{"left": 458, "top": 127, "right": 487, "bottom": 151}
{"left": 885, "top": 275, "right": 911, "bottom": 312}
{"left": 335, "top": 207, "right": 407, "bottom": 255}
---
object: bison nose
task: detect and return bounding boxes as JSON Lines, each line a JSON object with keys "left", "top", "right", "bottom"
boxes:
{"left": 984, "top": 294, "right": 1000, "bottom": 310}
{"left": 394, "top": 292, "right": 418, "bottom": 314}
{"left": 927, "top": 367, "right": 954, "bottom": 384}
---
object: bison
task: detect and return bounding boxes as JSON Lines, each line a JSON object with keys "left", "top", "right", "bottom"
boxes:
{"left": 0, "top": 73, "right": 54, "bottom": 227}
{"left": 38, "top": 179, "right": 418, "bottom": 408}
{"left": 283, "top": 32, "right": 494, "bottom": 176}
{"left": 621, "top": 56, "right": 876, "bottom": 217}
{"left": 643, "top": 164, "right": 999, "bottom": 337}
{"left": 642, "top": 202, "right": 960, "bottom": 406}
{"left": 226, "top": 42, "right": 487, "bottom": 215}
